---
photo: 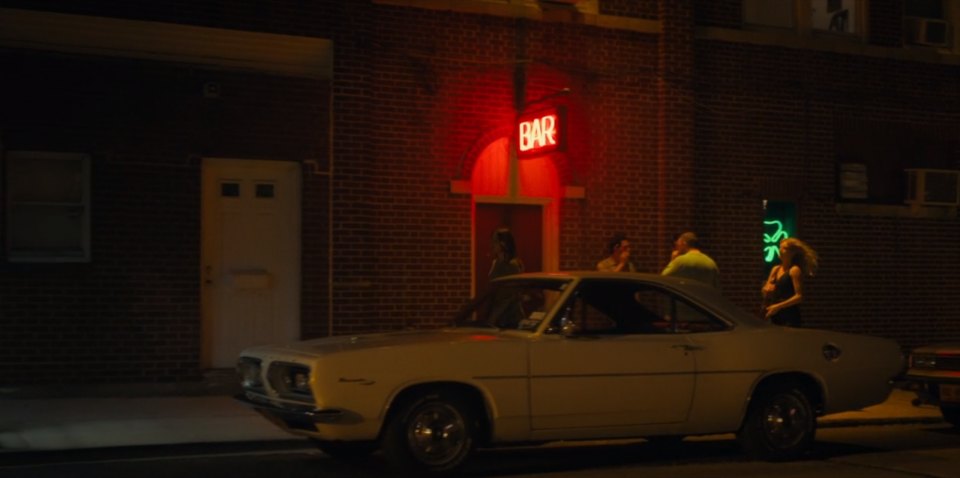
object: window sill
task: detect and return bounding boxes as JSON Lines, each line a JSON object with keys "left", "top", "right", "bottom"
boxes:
{"left": 836, "top": 202, "right": 958, "bottom": 219}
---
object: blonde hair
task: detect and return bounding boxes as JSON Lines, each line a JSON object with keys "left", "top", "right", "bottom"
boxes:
{"left": 781, "top": 238, "right": 819, "bottom": 277}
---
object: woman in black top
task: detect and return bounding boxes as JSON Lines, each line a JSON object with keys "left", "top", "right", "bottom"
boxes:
{"left": 761, "top": 238, "right": 819, "bottom": 327}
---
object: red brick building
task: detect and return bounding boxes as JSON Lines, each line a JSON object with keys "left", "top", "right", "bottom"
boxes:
{"left": 1, "top": 0, "right": 958, "bottom": 387}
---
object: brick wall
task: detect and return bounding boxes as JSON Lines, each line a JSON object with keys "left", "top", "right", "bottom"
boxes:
{"left": 0, "top": 47, "right": 327, "bottom": 384}
{"left": 692, "top": 4, "right": 960, "bottom": 347}
{"left": 1, "top": 0, "right": 957, "bottom": 385}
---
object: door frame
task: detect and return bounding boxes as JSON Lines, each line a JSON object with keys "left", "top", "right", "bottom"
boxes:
{"left": 472, "top": 195, "right": 558, "bottom": 296}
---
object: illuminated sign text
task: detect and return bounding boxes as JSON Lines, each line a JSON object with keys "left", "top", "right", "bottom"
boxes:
{"left": 519, "top": 114, "right": 557, "bottom": 152}
{"left": 516, "top": 107, "right": 565, "bottom": 158}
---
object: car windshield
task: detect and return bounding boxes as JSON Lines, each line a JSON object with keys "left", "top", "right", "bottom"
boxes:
{"left": 453, "top": 278, "right": 571, "bottom": 331}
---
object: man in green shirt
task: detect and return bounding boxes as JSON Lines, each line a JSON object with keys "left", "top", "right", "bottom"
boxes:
{"left": 661, "top": 232, "right": 719, "bottom": 288}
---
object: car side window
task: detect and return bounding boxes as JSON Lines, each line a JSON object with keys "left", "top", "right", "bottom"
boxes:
{"left": 549, "top": 280, "right": 729, "bottom": 335}
{"left": 673, "top": 298, "right": 728, "bottom": 333}
{"left": 556, "top": 281, "right": 672, "bottom": 335}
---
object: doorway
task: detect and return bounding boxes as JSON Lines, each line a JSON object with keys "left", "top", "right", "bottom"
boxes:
{"left": 201, "top": 158, "right": 301, "bottom": 368}
{"left": 474, "top": 203, "right": 542, "bottom": 295}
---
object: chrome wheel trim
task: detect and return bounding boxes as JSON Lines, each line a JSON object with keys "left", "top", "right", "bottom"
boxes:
{"left": 761, "top": 393, "right": 810, "bottom": 449}
{"left": 406, "top": 402, "right": 468, "bottom": 467}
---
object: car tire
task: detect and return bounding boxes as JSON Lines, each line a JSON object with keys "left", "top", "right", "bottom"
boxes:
{"left": 941, "top": 404, "right": 960, "bottom": 428}
{"left": 737, "top": 384, "right": 816, "bottom": 461}
{"left": 311, "top": 439, "right": 377, "bottom": 463}
{"left": 381, "top": 390, "right": 476, "bottom": 475}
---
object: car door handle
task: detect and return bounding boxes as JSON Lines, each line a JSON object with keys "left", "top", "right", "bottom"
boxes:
{"left": 672, "top": 344, "right": 704, "bottom": 351}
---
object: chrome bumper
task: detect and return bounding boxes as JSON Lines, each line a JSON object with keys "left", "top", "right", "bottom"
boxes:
{"left": 234, "top": 393, "right": 345, "bottom": 430}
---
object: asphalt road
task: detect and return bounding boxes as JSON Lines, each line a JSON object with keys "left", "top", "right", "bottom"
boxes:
{"left": 2, "top": 423, "right": 958, "bottom": 478}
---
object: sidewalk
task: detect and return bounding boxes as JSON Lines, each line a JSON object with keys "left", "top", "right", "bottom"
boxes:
{"left": 0, "top": 388, "right": 945, "bottom": 453}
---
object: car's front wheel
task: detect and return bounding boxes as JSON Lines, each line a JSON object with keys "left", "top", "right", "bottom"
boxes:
{"left": 737, "top": 384, "right": 816, "bottom": 461}
{"left": 381, "top": 391, "right": 477, "bottom": 474}
{"left": 941, "top": 404, "right": 960, "bottom": 428}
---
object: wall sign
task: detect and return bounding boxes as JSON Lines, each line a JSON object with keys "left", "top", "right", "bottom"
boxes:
{"left": 763, "top": 200, "right": 796, "bottom": 273}
{"left": 517, "top": 107, "right": 566, "bottom": 158}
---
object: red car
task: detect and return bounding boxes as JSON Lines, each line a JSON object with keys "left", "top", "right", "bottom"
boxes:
{"left": 905, "top": 342, "right": 960, "bottom": 428}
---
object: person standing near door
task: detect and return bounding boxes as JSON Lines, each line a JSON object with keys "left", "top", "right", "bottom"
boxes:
{"left": 488, "top": 227, "right": 526, "bottom": 328}
{"left": 489, "top": 227, "right": 524, "bottom": 280}
{"left": 597, "top": 233, "right": 636, "bottom": 272}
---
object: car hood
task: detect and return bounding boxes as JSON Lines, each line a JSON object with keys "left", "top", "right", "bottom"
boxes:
{"left": 244, "top": 328, "right": 523, "bottom": 357}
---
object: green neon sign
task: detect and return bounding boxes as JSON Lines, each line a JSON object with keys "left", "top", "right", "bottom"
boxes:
{"left": 762, "top": 201, "right": 796, "bottom": 270}
{"left": 763, "top": 220, "right": 789, "bottom": 263}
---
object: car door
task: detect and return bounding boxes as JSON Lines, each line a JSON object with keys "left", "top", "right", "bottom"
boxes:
{"left": 528, "top": 280, "right": 697, "bottom": 430}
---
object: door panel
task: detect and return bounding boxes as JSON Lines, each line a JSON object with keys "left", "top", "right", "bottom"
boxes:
{"left": 202, "top": 159, "right": 301, "bottom": 368}
{"left": 529, "top": 335, "right": 696, "bottom": 429}
{"left": 528, "top": 279, "right": 697, "bottom": 430}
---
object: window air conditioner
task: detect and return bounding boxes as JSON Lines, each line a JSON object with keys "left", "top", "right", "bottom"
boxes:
{"left": 904, "top": 17, "right": 950, "bottom": 47}
{"left": 905, "top": 169, "right": 960, "bottom": 206}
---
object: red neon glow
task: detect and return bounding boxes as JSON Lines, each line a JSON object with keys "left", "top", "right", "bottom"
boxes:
{"left": 471, "top": 137, "right": 510, "bottom": 196}
{"left": 518, "top": 113, "right": 558, "bottom": 153}
{"left": 519, "top": 155, "right": 561, "bottom": 199}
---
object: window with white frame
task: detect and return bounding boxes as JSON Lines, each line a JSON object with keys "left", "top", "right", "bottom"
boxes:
{"left": 5, "top": 151, "right": 91, "bottom": 262}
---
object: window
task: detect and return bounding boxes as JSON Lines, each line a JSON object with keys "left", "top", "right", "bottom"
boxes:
{"left": 811, "top": 0, "right": 858, "bottom": 33}
{"left": 553, "top": 280, "right": 727, "bottom": 335}
{"left": 904, "top": 0, "right": 951, "bottom": 47}
{"left": 743, "top": 0, "right": 863, "bottom": 36}
{"left": 836, "top": 121, "right": 959, "bottom": 206}
{"left": 906, "top": 0, "right": 945, "bottom": 19}
{"left": 456, "top": 279, "right": 569, "bottom": 331}
{"left": 4, "top": 151, "right": 91, "bottom": 262}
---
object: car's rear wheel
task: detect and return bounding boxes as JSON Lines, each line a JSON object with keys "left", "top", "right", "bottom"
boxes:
{"left": 311, "top": 439, "right": 377, "bottom": 463}
{"left": 940, "top": 404, "right": 960, "bottom": 428}
{"left": 737, "top": 384, "right": 816, "bottom": 461}
{"left": 381, "top": 391, "right": 476, "bottom": 474}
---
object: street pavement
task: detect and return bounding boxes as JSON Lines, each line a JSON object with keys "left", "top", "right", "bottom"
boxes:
{"left": 0, "top": 385, "right": 944, "bottom": 453}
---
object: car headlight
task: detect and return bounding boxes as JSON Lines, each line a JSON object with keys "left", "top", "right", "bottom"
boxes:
{"left": 910, "top": 354, "right": 937, "bottom": 369}
{"left": 268, "top": 362, "right": 313, "bottom": 399}
{"left": 236, "top": 357, "right": 264, "bottom": 390}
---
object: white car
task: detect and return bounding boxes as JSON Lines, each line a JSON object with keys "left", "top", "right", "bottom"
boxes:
{"left": 905, "top": 341, "right": 960, "bottom": 428}
{"left": 236, "top": 272, "right": 904, "bottom": 474}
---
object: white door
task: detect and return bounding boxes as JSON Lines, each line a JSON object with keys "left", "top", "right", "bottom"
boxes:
{"left": 201, "top": 158, "right": 301, "bottom": 368}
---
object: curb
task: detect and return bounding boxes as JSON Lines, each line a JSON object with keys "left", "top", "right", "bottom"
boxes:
{"left": 818, "top": 416, "right": 945, "bottom": 428}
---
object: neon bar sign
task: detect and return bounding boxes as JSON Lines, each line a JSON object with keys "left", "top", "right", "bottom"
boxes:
{"left": 517, "top": 107, "right": 565, "bottom": 158}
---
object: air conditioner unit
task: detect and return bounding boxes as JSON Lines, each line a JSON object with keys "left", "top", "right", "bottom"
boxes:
{"left": 905, "top": 169, "right": 960, "bottom": 206}
{"left": 904, "top": 17, "right": 950, "bottom": 47}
